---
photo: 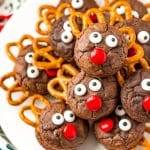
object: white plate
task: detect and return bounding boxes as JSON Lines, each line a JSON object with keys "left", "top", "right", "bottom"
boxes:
{"left": 0, "top": 0, "right": 149, "bottom": 150}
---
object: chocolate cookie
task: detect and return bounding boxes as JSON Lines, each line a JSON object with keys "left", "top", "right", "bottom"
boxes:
{"left": 114, "top": 0, "right": 147, "bottom": 19}
{"left": 49, "top": 16, "right": 76, "bottom": 62}
{"left": 74, "top": 23, "right": 128, "bottom": 78}
{"left": 117, "top": 18, "right": 150, "bottom": 63}
{"left": 61, "top": 0, "right": 98, "bottom": 12}
{"left": 67, "top": 71, "right": 118, "bottom": 120}
{"left": 14, "top": 45, "right": 50, "bottom": 94}
{"left": 36, "top": 103, "right": 89, "bottom": 150}
{"left": 94, "top": 105, "right": 145, "bottom": 150}
{"left": 121, "top": 69, "right": 150, "bottom": 122}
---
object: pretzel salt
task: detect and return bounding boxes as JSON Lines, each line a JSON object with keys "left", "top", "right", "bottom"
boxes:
{"left": 47, "top": 64, "right": 78, "bottom": 101}
{"left": 5, "top": 34, "right": 34, "bottom": 62}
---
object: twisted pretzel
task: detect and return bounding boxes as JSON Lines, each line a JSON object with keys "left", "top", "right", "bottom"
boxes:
{"left": 0, "top": 72, "right": 16, "bottom": 91}
{"left": 5, "top": 34, "right": 34, "bottom": 62}
{"left": 31, "top": 94, "right": 50, "bottom": 115}
{"left": 47, "top": 64, "right": 78, "bottom": 101}
{"left": 19, "top": 105, "right": 39, "bottom": 128}
{"left": 7, "top": 83, "right": 30, "bottom": 106}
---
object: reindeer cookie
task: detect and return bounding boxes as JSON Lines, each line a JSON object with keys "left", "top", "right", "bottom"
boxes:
{"left": 74, "top": 23, "right": 128, "bottom": 77}
{"left": 121, "top": 69, "right": 150, "bottom": 123}
{"left": 94, "top": 105, "right": 145, "bottom": 150}
{"left": 67, "top": 71, "right": 118, "bottom": 120}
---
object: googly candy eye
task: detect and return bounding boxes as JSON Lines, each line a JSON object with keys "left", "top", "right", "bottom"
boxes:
{"left": 64, "top": 110, "right": 75, "bottom": 122}
{"left": 119, "top": 119, "right": 132, "bottom": 131}
{"left": 141, "top": 79, "right": 150, "bottom": 91}
{"left": 116, "top": 5, "right": 125, "bottom": 15}
{"left": 63, "top": 21, "right": 71, "bottom": 31}
{"left": 27, "top": 66, "right": 40, "bottom": 78}
{"left": 105, "top": 35, "right": 118, "bottom": 48}
{"left": 61, "top": 31, "right": 73, "bottom": 43}
{"left": 52, "top": 113, "right": 64, "bottom": 125}
{"left": 132, "top": 10, "right": 139, "bottom": 18}
{"left": 89, "top": 79, "right": 102, "bottom": 92}
{"left": 71, "top": 0, "right": 84, "bottom": 9}
{"left": 89, "top": 32, "right": 102, "bottom": 44}
{"left": 137, "top": 31, "right": 150, "bottom": 44}
{"left": 74, "top": 83, "right": 86, "bottom": 96}
{"left": 115, "top": 105, "right": 126, "bottom": 116}
{"left": 25, "top": 52, "right": 34, "bottom": 64}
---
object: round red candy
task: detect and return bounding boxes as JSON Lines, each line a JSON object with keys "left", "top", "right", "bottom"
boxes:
{"left": 86, "top": 95, "right": 103, "bottom": 112}
{"left": 98, "top": 118, "right": 114, "bottom": 132}
{"left": 143, "top": 96, "right": 150, "bottom": 111}
{"left": 45, "top": 69, "right": 57, "bottom": 77}
{"left": 90, "top": 48, "right": 107, "bottom": 65}
{"left": 90, "top": 13, "right": 98, "bottom": 23}
{"left": 128, "top": 48, "right": 136, "bottom": 57}
{"left": 63, "top": 124, "right": 77, "bottom": 140}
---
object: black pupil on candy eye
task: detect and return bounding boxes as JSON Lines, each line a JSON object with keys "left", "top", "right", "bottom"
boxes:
{"left": 56, "top": 115, "right": 61, "bottom": 119}
{"left": 29, "top": 54, "right": 32, "bottom": 58}
{"left": 93, "top": 34, "right": 98, "bottom": 38}
{"left": 144, "top": 36, "right": 148, "bottom": 40}
{"left": 31, "top": 69, "right": 35, "bottom": 73}
{"left": 118, "top": 106, "right": 122, "bottom": 110}
{"left": 123, "top": 122, "right": 127, "bottom": 126}
{"left": 70, "top": 113, "right": 74, "bottom": 117}
{"left": 112, "top": 38, "right": 115, "bottom": 42}
{"left": 76, "top": 0, "right": 79, "bottom": 2}
{"left": 77, "top": 87, "right": 81, "bottom": 92}
{"left": 92, "top": 82, "right": 97, "bottom": 86}
{"left": 147, "top": 82, "right": 150, "bottom": 86}
{"left": 64, "top": 35, "right": 68, "bottom": 39}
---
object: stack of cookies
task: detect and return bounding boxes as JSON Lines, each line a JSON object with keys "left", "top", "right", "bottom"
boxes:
{"left": 1, "top": 0, "right": 150, "bottom": 150}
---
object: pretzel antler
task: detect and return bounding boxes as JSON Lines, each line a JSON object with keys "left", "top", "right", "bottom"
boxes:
{"left": 47, "top": 64, "right": 78, "bottom": 101}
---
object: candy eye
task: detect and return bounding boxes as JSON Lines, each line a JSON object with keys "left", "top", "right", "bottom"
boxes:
{"left": 137, "top": 31, "right": 150, "bottom": 44}
{"left": 71, "top": 0, "right": 84, "bottom": 9}
{"left": 89, "top": 32, "right": 102, "bottom": 44}
{"left": 119, "top": 119, "right": 132, "bottom": 131}
{"left": 116, "top": 5, "right": 125, "bottom": 15}
{"left": 25, "top": 52, "right": 34, "bottom": 64}
{"left": 89, "top": 79, "right": 102, "bottom": 92}
{"left": 63, "top": 21, "right": 71, "bottom": 31}
{"left": 74, "top": 83, "right": 86, "bottom": 96}
{"left": 61, "top": 31, "right": 73, "bottom": 43}
{"left": 141, "top": 79, "right": 150, "bottom": 91}
{"left": 27, "top": 66, "right": 39, "bottom": 78}
{"left": 132, "top": 10, "right": 139, "bottom": 18}
{"left": 115, "top": 105, "right": 126, "bottom": 116}
{"left": 52, "top": 113, "right": 64, "bottom": 125}
{"left": 105, "top": 35, "right": 118, "bottom": 48}
{"left": 64, "top": 110, "right": 75, "bottom": 122}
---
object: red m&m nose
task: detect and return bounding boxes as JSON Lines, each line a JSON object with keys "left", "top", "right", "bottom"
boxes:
{"left": 143, "top": 96, "right": 150, "bottom": 111}
{"left": 90, "top": 48, "right": 107, "bottom": 65}
{"left": 86, "top": 95, "right": 103, "bottom": 112}
{"left": 128, "top": 48, "right": 136, "bottom": 57}
{"left": 45, "top": 69, "right": 58, "bottom": 77}
{"left": 98, "top": 118, "right": 114, "bottom": 132}
{"left": 90, "top": 13, "right": 98, "bottom": 23}
{"left": 63, "top": 124, "right": 77, "bottom": 140}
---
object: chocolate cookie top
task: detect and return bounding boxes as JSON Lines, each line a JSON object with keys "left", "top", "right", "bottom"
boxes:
{"left": 14, "top": 45, "right": 50, "bottom": 94}
{"left": 121, "top": 69, "right": 150, "bottom": 122}
{"left": 67, "top": 71, "right": 118, "bottom": 120}
{"left": 74, "top": 23, "right": 128, "bottom": 77}
{"left": 36, "top": 103, "right": 89, "bottom": 150}
{"left": 49, "top": 16, "right": 76, "bottom": 62}
{"left": 118, "top": 18, "right": 150, "bottom": 63}
{"left": 115, "top": 0, "right": 147, "bottom": 19}
{"left": 61, "top": 0, "right": 98, "bottom": 12}
{"left": 94, "top": 105, "right": 145, "bottom": 150}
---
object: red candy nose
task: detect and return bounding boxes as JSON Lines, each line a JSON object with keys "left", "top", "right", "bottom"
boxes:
{"left": 90, "top": 13, "right": 98, "bottom": 23}
{"left": 86, "top": 95, "right": 103, "bottom": 112}
{"left": 98, "top": 118, "right": 114, "bottom": 132}
{"left": 143, "top": 96, "right": 150, "bottom": 111}
{"left": 128, "top": 48, "right": 136, "bottom": 57}
{"left": 63, "top": 124, "right": 77, "bottom": 140}
{"left": 90, "top": 48, "right": 107, "bottom": 65}
{"left": 45, "top": 69, "right": 58, "bottom": 77}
